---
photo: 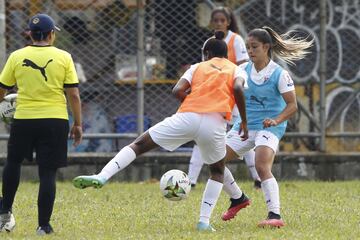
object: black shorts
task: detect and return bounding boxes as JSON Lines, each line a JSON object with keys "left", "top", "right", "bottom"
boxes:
{"left": 7, "top": 119, "right": 69, "bottom": 169}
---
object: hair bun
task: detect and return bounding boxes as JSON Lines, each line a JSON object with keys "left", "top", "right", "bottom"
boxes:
{"left": 214, "top": 31, "right": 225, "bottom": 40}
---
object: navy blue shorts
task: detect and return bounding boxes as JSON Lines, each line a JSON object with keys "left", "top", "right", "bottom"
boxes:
{"left": 7, "top": 119, "right": 69, "bottom": 169}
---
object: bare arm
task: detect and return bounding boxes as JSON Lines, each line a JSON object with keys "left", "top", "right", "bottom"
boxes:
{"left": 65, "top": 87, "right": 83, "bottom": 146}
{"left": 172, "top": 78, "right": 191, "bottom": 102}
{"left": 263, "top": 90, "right": 298, "bottom": 128}
{"left": 0, "top": 88, "right": 7, "bottom": 101}
{"left": 233, "top": 77, "right": 248, "bottom": 140}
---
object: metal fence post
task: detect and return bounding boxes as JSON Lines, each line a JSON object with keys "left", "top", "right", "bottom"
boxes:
{"left": 319, "top": 0, "right": 327, "bottom": 152}
{"left": 0, "top": 0, "right": 5, "bottom": 69}
{"left": 137, "top": 0, "right": 145, "bottom": 135}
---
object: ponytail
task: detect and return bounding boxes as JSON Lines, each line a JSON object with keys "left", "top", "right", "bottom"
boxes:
{"left": 249, "top": 26, "right": 314, "bottom": 65}
{"left": 202, "top": 31, "right": 227, "bottom": 59}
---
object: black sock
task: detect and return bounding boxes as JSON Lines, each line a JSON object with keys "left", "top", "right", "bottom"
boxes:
{"left": 38, "top": 166, "right": 57, "bottom": 226}
{"left": 229, "top": 193, "right": 248, "bottom": 208}
{"left": 231, "top": 192, "right": 246, "bottom": 202}
{"left": 268, "top": 211, "right": 281, "bottom": 220}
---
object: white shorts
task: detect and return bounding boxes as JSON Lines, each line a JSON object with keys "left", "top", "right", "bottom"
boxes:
{"left": 149, "top": 112, "right": 227, "bottom": 164}
{"left": 226, "top": 129, "right": 279, "bottom": 156}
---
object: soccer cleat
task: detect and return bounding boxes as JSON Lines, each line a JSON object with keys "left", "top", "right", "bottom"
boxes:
{"left": 36, "top": 224, "right": 54, "bottom": 235}
{"left": 221, "top": 193, "right": 251, "bottom": 221}
{"left": 258, "top": 212, "right": 285, "bottom": 228}
{"left": 0, "top": 211, "right": 16, "bottom": 232}
{"left": 258, "top": 219, "right": 285, "bottom": 228}
{"left": 72, "top": 175, "right": 107, "bottom": 189}
{"left": 196, "top": 222, "right": 216, "bottom": 232}
{"left": 254, "top": 180, "right": 262, "bottom": 189}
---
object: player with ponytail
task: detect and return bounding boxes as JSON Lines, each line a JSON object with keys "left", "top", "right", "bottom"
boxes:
{"left": 221, "top": 26, "right": 313, "bottom": 227}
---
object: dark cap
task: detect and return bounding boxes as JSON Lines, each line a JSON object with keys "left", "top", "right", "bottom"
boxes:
{"left": 28, "top": 14, "right": 60, "bottom": 32}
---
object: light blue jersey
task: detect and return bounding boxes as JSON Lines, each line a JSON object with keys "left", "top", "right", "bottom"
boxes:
{"left": 232, "top": 62, "right": 287, "bottom": 139}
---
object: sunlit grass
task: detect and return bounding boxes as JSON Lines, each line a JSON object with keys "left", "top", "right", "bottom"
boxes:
{"left": 1, "top": 181, "right": 359, "bottom": 239}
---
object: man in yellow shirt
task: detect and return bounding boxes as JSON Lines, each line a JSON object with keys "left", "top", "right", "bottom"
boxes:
{"left": 0, "top": 14, "right": 82, "bottom": 235}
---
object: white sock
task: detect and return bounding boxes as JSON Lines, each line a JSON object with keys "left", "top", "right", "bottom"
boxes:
{"left": 199, "top": 179, "right": 223, "bottom": 224}
{"left": 244, "top": 150, "right": 260, "bottom": 181}
{"left": 261, "top": 177, "right": 280, "bottom": 215}
{"left": 223, "top": 167, "right": 242, "bottom": 199}
{"left": 188, "top": 145, "right": 204, "bottom": 185}
{"left": 98, "top": 146, "right": 136, "bottom": 181}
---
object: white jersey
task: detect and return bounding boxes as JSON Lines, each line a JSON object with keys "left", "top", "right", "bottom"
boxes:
{"left": 224, "top": 30, "right": 249, "bottom": 63}
{"left": 238, "top": 60, "right": 295, "bottom": 93}
{"left": 202, "top": 30, "right": 248, "bottom": 63}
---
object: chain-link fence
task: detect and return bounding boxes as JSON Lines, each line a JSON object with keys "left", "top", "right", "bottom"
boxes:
{"left": 0, "top": 0, "right": 359, "bottom": 153}
{"left": 232, "top": 0, "right": 360, "bottom": 152}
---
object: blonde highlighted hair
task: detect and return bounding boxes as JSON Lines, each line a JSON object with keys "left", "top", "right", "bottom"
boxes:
{"left": 248, "top": 26, "right": 314, "bottom": 65}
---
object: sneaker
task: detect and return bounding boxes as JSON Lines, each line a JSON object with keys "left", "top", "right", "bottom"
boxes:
{"left": 258, "top": 212, "right": 285, "bottom": 228}
{"left": 221, "top": 193, "right": 251, "bottom": 221}
{"left": 36, "top": 225, "right": 54, "bottom": 235}
{"left": 72, "top": 175, "right": 107, "bottom": 189}
{"left": 254, "top": 180, "right": 262, "bottom": 189}
{"left": 196, "top": 222, "right": 216, "bottom": 232}
{"left": 0, "top": 211, "right": 16, "bottom": 232}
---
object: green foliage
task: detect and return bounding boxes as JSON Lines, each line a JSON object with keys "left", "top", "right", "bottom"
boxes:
{"left": 1, "top": 181, "right": 359, "bottom": 239}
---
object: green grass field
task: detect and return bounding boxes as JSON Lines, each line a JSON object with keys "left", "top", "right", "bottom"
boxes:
{"left": 1, "top": 181, "right": 359, "bottom": 239}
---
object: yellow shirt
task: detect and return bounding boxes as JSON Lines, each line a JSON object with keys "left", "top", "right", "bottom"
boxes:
{"left": 0, "top": 45, "right": 79, "bottom": 119}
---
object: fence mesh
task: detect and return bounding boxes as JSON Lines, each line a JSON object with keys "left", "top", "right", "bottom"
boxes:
{"left": 1, "top": 0, "right": 359, "bottom": 152}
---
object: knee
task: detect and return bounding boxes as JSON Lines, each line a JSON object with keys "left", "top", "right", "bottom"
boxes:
{"left": 5, "top": 160, "right": 18, "bottom": 166}
{"left": 210, "top": 172, "right": 224, "bottom": 183}
{"left": 255, "top": 162, "right": 270, "bottom": 178}
{"left": 4, "top": 161, "right": 21, "bottom": 171}
{"left": 130, "top": 132, "right": 156, "bottom": 155}
{"left": 38, "top": 166, "right": 57, "bottom": 182}
{"left": 209, "top": 162, "right": 225, "bottom": 182}
{"left": 129, "top": 142, "right": 141, "bottom": 155}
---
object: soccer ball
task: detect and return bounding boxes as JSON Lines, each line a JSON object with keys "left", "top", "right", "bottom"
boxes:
{"left": 0, "top": 94, "right": 17, "bottom": 124}
{"left": 160, "top": 169, "right": 191, "bottom": 201}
